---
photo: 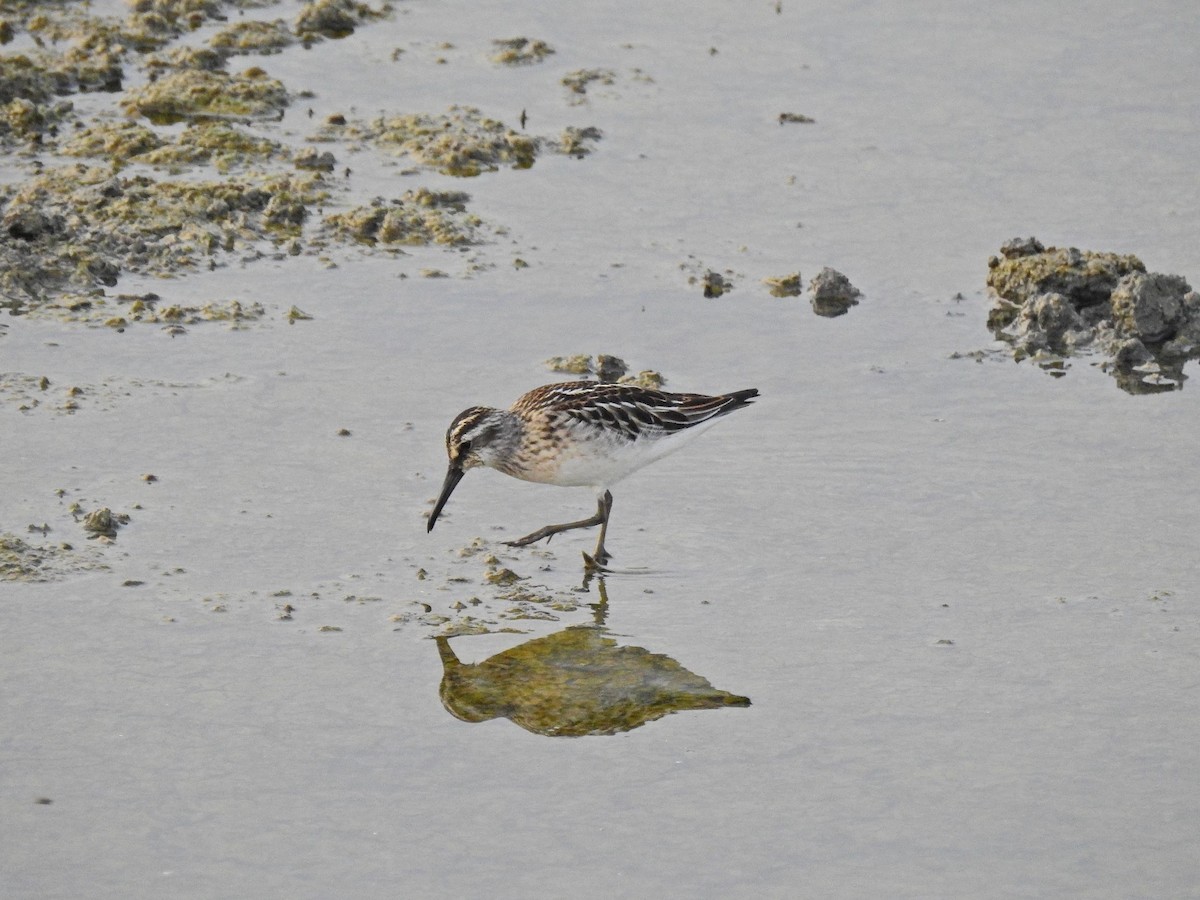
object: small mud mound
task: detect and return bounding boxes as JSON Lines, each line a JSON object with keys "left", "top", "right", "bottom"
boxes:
{"left": 809, "top": 267, "right": 861, "bottom": 317}
{"left": 986, "top": 237, "right": 1199, "bottom": 393}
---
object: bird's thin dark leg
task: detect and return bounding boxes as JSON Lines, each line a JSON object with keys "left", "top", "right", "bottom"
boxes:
{"left": 508, "top": 489, "right": 619, "bottom": 554}
{"left": 590, "top": 490, "right": 614, "bottom": 564}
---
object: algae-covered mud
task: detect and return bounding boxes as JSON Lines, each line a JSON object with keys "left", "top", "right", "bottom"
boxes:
{"left": 0, "top": 0, "right": 601, "bottom": 325}
{"left": 985, "top": 237, "right": 1199, "bottom": 392}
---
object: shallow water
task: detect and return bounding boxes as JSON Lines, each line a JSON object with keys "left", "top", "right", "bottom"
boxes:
{"left": 4, "top": 1, "right": 1199, "bottom": 897}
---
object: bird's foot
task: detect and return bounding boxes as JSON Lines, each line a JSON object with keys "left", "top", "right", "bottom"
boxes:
{"left": 504, "top": 515, "right": 605, "bottom": 549}
{"left": 581, "top": 545, "right": 612, "bottom": 571}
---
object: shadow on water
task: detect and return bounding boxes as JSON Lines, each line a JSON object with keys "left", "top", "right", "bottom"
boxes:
{"left": 434, "top": 577, "right": 750, "bottom": 737}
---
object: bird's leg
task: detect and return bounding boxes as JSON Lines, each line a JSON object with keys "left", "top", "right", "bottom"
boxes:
{"left": 506, "top": 490, "right": 614, "bottom": 557}
{"left": 590, "top": 490, "right": 614, "bottom": 564}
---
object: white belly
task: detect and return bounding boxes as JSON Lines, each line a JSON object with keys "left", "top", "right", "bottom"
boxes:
{"left": 544, "top": 420, "right": 717, "bottom": 488}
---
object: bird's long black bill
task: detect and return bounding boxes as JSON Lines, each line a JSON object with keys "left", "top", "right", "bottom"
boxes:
{"left": 427, "top": 464, "right": 465, "bottom": 532}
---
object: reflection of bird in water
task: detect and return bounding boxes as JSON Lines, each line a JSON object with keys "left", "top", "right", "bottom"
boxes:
{"left": 434, "top": 581, "right": 750, "bottom": 737}
{"left": 426, "top": 381, "right": 758, "bottom": 564}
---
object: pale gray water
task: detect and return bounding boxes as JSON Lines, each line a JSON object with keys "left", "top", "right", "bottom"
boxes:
{"left": 3, "top": 1, "right": 1199, "bottom": 897}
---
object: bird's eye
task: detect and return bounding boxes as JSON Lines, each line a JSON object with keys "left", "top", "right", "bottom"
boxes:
{"left": 459, "top": 440, "right": 472, "bottom": 454}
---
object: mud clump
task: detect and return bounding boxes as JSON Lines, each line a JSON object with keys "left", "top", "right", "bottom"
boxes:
{"left": 62, "top": 120, "right": 282, "bottom": 171}
{"left": 987, "top": 237, "right": 1199, "bottom": 393}
{"left": 562, "top": 68, "right": 615, "bottom": 102}
{"left": 294, "top": 0, "right": 391, "bottom": 43}
{"left": 123, "top": 67, "right": 290, "bottom": 123}
{"left": 491, "top": 37, "right": 555, "bottom": 66}
{"left": 322, "top": 189, "right": 481, "bottom": 246}
{"left": 701, "top": 270, "right": 733, "bottom": 298}
{"left": 81, "top": 507, "right": 129, "bottom": 540}
{"left": 210, "top": 19, "right": 296, "bottom": 57}
{"left": 544, "top": 354, "right": 665, "bottom": 388}
{"left": 0, "top": 166, "right": 328, "bottom": 309}
{"left": 1, "top": 532, "right": 102, "bottom": 582}
{"left": 763, "top": 272, "right": 803, "bottom": 297}
{"left": 309, "top": 106, "right": 598, "bottom": 177}
{"left": 809, "top": 267, "right": 861, "bottom": 317}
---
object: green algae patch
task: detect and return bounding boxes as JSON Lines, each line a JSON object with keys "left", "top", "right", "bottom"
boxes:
{"left": 1, "top": 165, "right": 329, "bottom": 308}
{"left": 123, "top": 67, "right": 289, "bottom": 124}
{"left": 490, "top": 37, "right": 555, "bottom": 66}
{"left": 323, "top": 189, "right": 481, "bottom": 246}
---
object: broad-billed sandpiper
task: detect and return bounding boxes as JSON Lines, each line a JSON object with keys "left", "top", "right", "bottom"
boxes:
{"left": 426, "top": 381, "right": 758, "bottom": 563}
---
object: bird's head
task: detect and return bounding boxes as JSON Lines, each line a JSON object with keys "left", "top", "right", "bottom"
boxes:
{"left": 427, "top": 407, "right": 507, "bottom": 532}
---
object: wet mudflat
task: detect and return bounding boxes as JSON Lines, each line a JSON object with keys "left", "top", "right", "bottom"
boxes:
{"left": 3, "top": 1, "right": 1199, "bottom": 897}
